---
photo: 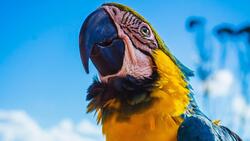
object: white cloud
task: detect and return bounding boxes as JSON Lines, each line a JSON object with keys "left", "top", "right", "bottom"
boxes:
{"left": 205, "top": 69, "right": 234, "bottom": 97}
{"left": 0, "top": 110, "right": 104, "bottom": 141}
{"left": 232, "top": 95, "right": 247, "bottom": 115}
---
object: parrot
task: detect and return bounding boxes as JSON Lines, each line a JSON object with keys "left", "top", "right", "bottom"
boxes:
{"left": 79, "top": 3, "right": 242, "bottom": 141}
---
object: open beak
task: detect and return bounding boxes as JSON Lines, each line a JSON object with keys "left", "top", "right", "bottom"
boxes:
{"left": 79, "top": 8, "right": 125, "bottom": 76}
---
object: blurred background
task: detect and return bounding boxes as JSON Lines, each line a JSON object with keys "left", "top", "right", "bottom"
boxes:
{"left": 0, "top": 0, "right": 250, "bottom": 140}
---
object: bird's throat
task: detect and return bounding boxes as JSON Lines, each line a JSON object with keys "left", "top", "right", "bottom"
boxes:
{"left": 102, "top": 50, "right": 191, "bottom": 141}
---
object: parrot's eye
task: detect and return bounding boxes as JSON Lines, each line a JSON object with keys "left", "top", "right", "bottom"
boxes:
{"left": 140, "top": 26, "right": 151, "bottom": 37}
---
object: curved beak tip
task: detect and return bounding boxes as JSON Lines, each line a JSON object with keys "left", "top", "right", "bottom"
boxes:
{"left": 79, "top": 37, "right": 90, "bottom": 74}
{"left": 83, "top": 62, "right": 89, "bottom": 74}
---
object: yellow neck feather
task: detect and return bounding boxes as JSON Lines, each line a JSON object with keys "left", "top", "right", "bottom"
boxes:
{"left": 151, "top": 49, "right": 190, "bottom": 117}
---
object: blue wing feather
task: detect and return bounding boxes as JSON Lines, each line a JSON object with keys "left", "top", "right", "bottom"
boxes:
{"left": 177, "top": 116, "right": 242, "bottom": 141}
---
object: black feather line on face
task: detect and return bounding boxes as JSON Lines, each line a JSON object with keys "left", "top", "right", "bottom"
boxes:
{"left": 86, "top": 71, "right": 158, "bottom": 122}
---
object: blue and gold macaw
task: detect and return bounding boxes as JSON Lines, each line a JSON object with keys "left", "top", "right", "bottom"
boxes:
{"left": 79, "top": 3, "right": 242, "bottom": 141}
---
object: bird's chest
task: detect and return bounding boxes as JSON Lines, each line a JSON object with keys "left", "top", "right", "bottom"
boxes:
{"left": 101, "top": 63, "right": 190, "bottom": 141}
{"left": 102, "top": 106, "right": 183, "bottom": 141}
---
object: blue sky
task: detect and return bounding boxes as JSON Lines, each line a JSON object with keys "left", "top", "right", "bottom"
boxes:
{"left": 1, "top": 0, "right": 250, "bottom": 140}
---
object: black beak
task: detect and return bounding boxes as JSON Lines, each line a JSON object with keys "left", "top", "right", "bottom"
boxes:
{"left": 79, "top": 8, "right": 125, "bottom": 76}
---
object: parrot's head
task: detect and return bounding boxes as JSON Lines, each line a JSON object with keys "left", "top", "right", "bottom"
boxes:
{"left": 79, "top": 3, "right": 193, "bottom": 123}
{"left": 80, "top": 3, "right": 160, "bottom": 82}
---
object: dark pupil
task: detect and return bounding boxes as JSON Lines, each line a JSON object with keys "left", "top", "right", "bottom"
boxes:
{"left": 141, "top": 26, "right": 149, "bottom": 36}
